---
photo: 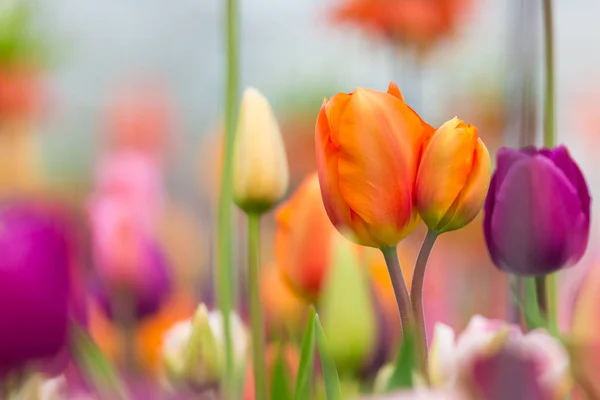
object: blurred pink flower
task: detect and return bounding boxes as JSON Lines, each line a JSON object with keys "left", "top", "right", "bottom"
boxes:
{"left": 91, "top": 150, "right": 164, "bottom": 232}
{"left": 429, "top": 316, "right": 570, "bottom": 398}
{"left": 88, "top": 150, "right": 171, "bottom": 320}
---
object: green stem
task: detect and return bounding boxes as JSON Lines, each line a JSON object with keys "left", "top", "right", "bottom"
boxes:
{"left": 542, "top": 0, "right": 555, "bottom": 148}
{"left": 410, "top": 229, "right": 438, "bottom": 383}
{"left": 217, "top": 0, "right": 239, "bottom": 393}
{"left": 542, "top": 0, "right": 558, "bottom": 327}
{"left": 535, "top": 276, "right": 548, "bottom": 318}
{"left": 507, "top": 275, "right": 522, "bottom": 324}
{"left": 380, "top": 247, "right": 414, "bottom": 337}
{"left": 248, "top": 213, "right": 267, "bottom": 399}
{"left": 112, "top": 290, "right": 137, "bottom": 375}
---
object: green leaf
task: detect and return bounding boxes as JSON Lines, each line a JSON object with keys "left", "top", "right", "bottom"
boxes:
{"left": 69, "top": 324, "right": 129, "bottom": 400}
{"left": 314, "top": 314, "right": 342, "bottom": 400}
{"left": 271, "top": 342, "right": 293, "bottom": 400}
{"left": 294, "top": 307, "right": 316, "bottom": 400}
{"left": 385, "top": 328, "right": 417, "bottom": 391}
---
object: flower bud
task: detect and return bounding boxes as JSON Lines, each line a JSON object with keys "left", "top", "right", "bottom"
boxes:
{"left": 415, "top": 117, "right": 491, "bottom": 233}
{"left": 161, "top": 304, "right": 248, "bottom": 390}
{"left": 321, "top": 235, "right": 377, "bottom": 375}
{"left": 233, "top": 88, "right": 289, "bottom": 214}
{"left": 484, "top": 146, "right": 590, "bottom": 276}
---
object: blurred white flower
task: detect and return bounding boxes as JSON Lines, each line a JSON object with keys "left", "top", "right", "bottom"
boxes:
{"left": 161, "top": 303, "right": 248, "bottom": 389}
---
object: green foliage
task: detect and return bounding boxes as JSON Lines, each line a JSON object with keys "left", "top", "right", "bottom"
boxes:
{"left": 69, "top": 324, "right": 129, "bottom": 400}
{"left": 385, "top": 328, "right": 418, "bottom": 391}
{"left": 294, "top": 307, "right": 316, "bottom": 400}
{"left": 0, "top": 2, "right": 48, "bottom": 67}
{"left": 271, "top": 342, "right": 294, "bottom": 400}
{"left": 314, "top": 314, "right": 343, "bottom": 400}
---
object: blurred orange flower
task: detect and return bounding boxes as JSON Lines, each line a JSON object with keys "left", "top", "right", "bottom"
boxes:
{"left": 89, "top": 291, "right": 196, "bottom": 374}
{"left": 244, "top": 343, "right": 300, "bottom": 400}
{"left": 330, "top": 0, "right": 472, "bottom": 53}
{"left": 275, "top": 173, "right": 351, "bottom": 301}
{"left": 315, "top": 82, "right": 433, "bottom": 248}
{"left": 260, "top": 263, "right": 306, "bottom": 335}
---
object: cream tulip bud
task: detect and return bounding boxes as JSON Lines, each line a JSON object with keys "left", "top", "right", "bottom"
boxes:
{"left": 233, "top": 87, "right": 289, "bottom": 214}
{"left": 161, "top": 304, "right": 248, "bottom": 390}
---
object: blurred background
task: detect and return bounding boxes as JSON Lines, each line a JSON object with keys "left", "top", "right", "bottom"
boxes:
{"left": 3, "top": 0, "right": 600, "bottom": 386}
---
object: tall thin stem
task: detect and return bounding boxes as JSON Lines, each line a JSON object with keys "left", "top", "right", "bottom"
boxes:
{"left": 542, "top": 0, "right": 555, "bottom": 148}
{"left": 380, "top": 247, "right": 414, "bottom": 336}
{"left": 542, "top": 0, "right": 557, "bottom": 326}
{"left": 217, "top": 0, "right": 239, "bottom": 393}
{"left": 248, "top": 213, "right": 267, "bottom": 399}
{"left": 535, "top": 276, "right": 548, "bottom": 317}
{"left": 410, "top": 229, "right": 438, "bottom": 382}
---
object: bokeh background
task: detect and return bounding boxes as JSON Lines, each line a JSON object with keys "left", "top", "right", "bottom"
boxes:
{"left": 7, "top": 0, "right": 600, "bottom": 380}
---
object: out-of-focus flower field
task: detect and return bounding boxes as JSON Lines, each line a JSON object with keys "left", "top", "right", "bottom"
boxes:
{"left": 1, "top": 0, "right": 600, "bottom": 399}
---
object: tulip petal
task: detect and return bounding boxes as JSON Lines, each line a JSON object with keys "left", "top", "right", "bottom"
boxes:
{"left": 546, "top": 145, "right": 591, "bottom": 220}
{"left": 416, "top": 118, "right": 477, "bottom": 228}
{"left": 490, "top": 156, "right": 586, "bottom": 275}
{"left": 386, "top": 81, "right": 405, "bottom": 102}
{"left": 315, "top": 100, "right": 354, "bottom": 230}
{"left": 335, "top": 89, "right": 420, "bottom": 246}
{"left": 438, "top": 138, "right": 491, "bottom": 232}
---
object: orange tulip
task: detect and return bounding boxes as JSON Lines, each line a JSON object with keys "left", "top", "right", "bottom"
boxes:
{"left": 275, "top": 173, "right": 344, "bottom": 301}
{"left": 415, "top": 117, "right": 490, "bottom": 233}
{"left": 260, "top": 263, "right": 306, "bottom": 334}
{"left": 315, "top": 82, "right": 433, "bottom": 248}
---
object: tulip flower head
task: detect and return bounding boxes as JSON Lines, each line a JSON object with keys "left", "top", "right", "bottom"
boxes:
{"left": 484, "top": 146, "right": 590, "bottom": 276}
{"left": 315, "top": 82, "right": 433, "bottom": 248}
{"left": 416, "top": 117, "right": 491, "bottom": 233}
{"left": 275, "top": 173, "right": 345, "bottom": 301}
{"left": 233, "top": 87, "right": 289, "bottom": 214}
{"left": 0, "top": 204, "right": 72, "bottom": 376}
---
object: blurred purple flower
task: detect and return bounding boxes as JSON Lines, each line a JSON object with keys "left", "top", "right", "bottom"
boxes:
{"left": 429, "top": 316, "right": 570, "bottom": 398}
{"left": 0, "top": 203, "right": 72, "bottom": 376}
{"left": 470, "top": 348, "right": 551, "bottom": 400}
{"left": 94, "top": 238, "right": 172, "bottom": 320}
{"left": 484, "top": 145, "right": 590, "bottom": 276}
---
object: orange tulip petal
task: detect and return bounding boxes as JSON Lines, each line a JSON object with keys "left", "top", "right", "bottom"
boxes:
{"left": 316, "top": 102, "right": 353, "bottom": 229}
{"left": 335, "top": 89, "right": 416, "bottom": 245}
{"left": 438, "top": 138, "right": 491, "bottom": 232}
{"left": 387, "top": 81, "right": 405, "bottom": 102}
{"left": 416, "top": 118, "right": 478, "bottom": 228}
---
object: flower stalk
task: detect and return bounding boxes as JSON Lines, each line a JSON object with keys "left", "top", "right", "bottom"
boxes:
{"left": 410, "top": 229, "right": 438, "bottom": 382}
{"left": 217, "top": 0, "right": 240, "bottom": 392}
{"left": 542, "top": 0, "right": 557, "bottom": 325}
{"left": 248, "top": 213, "right": 267, "bottom": 399}
{"left": 380, "top": 247, "right": 414, "bottom": 338}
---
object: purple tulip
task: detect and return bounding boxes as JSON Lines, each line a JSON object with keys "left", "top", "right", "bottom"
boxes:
{"left": 484, "top": 146, "right": 590, "bottom": 276}
{"left": 0, "top": 203, "right": 72, "bottom": 376}
{"left": 95, "top": 239, "right": 172, "bottom": 321}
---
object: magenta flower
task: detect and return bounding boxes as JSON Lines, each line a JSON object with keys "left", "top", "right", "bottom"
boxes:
{"left": 0, "top": 203, "right": 72, "bottom": 376}
{"left": 484, "top": 146, "right": 590, "bottom": 276}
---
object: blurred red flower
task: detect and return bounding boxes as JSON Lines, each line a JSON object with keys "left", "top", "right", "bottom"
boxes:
{"left": 330, "top": 0, "right": 472, "bottom": 53}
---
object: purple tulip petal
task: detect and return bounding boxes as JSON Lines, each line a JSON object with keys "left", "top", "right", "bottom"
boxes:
{"left": 490, "top": 156, "right": 585, "bottom": 275}
{"left": 494, "top": 148, "right": 532, "bottom": 188}
{"left": 0, "top": 204, "right": 72, "bottom": 374}
{"left": 470, "top": 348, "right": 551, "bottom": 400}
